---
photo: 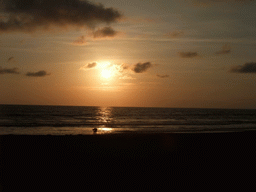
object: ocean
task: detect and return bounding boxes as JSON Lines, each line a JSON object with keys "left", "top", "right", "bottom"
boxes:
{"left": 0, "top": 104, "right": 256, "bottom": 135}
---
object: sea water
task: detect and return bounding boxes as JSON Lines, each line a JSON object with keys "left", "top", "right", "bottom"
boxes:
{"left": 0, "top": 104, "right": 256, "bottom": 135}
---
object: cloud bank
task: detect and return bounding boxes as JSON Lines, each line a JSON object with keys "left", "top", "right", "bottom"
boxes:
{"left": 26, "top": 70, "right": 50, "bottom": 77}
{"left": 0, "top": 0, "right": 122, "bottom": 33}
{"left": 0, "top": 67, "right": 19, "bottom": 74}
{"left": 132, "top": 62, "right": 152, "bottom": 73}
{"left": 93, "top": 27, "right": 117, "bottom": 38}
{"left": 179, "top": 52, "right": 198, "bottom": 58}
{"left": 230, "top": 62, "right": 256, "bottom": 73}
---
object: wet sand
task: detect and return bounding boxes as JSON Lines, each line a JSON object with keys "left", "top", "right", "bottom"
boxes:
{"left": 1, "top": 131, "right": 255, "bottom": 190}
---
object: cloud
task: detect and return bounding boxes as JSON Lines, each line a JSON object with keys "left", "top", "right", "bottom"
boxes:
{"left": 72, "top": 36, "right": 86, "bottom": 45}
{"left": 216, "top": 44, "right": 231, "bottom": 54}
{"left": 132, "top": 62, "right": 152, "bottom": 73}
{"left": 0, "top": 0, "right": 122, "bottom": 33}
{"left": 80, "top": 62, "right": 97, "bottom": 70}
{"left": 178, "top": 52, "right": 198, "bottom": 58}
{"left": 0, "top": 67, "right": 19, "bottom": 74}
{"left": 26, "top": 70, "right": 50, "bottom": 77}
{"left": 7, "top": 56, "right": 15, "bottom": 63}
{"left": 157, "top": 74, "right": 169, "bottom": 78}
{"left": 230, "top": 62, "right": 256, "bottom": 73}
{"left": 93, "top": 27, "right": 118, "bottom": 38}
{"left": 116, "top": 63, "right": 129, "bottom": 73}
{"left": 165, "top": 31, "right": 184, "bottom": 38}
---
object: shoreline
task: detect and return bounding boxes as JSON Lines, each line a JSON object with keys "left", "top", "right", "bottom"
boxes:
{"left": 1, "top": 126, "right": 256, "bottom": 135}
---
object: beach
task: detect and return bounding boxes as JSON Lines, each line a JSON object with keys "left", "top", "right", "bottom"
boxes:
{"left": 1, "top": 131, "right": 255, "bottom": 190}
{"left": 1, "top": 0, "right": 256, "bottom": 190}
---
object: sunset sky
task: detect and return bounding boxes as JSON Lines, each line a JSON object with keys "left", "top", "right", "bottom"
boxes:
{"left": 0, "top": 0, "right": 256, "bottom": 108}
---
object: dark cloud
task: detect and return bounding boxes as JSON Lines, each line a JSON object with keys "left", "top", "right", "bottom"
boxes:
{"left": 0, "top": 0, "right": 122, "bottom": 33}
{"left": 93, "top": 27, "right": 117, "bottom": 38}
{"left": 7, "top": 56, "right": 15, "bottom": 62}
{"left": 26, "top": 70, "right": 50, "bottom": 77}
{"left": 87, "top": 62, "right": 97, "bottom": 68}
{"left": 132, "top": 62, "right": 152, "bottom": 73}
{"left": 230, "top": 62, "right": 256, "bottom": 73}
{"left": 72, "top": 35, "right": 86, "bottom": 45}
{"left": 157, "top": 74, "right": 169, "bottom": 78}
{"left": 81, "top": 62, "right": 97, "bottom": 70}
{"left": 0, "top": 67, "right": 19, "bottom": 74}
{"left": 178, "top": 52, "right": 198, "bottom": 58}
{"left": 216, "top": 44, "right": 231, "bottom": 54}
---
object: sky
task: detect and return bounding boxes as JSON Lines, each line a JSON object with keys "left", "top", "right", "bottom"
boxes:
{"left": 0, "top": 0, "right": 256, "bottom": 108}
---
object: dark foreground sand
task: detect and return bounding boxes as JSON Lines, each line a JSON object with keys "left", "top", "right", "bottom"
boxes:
{"left": 1, "top": 131, "right": 255, "bottom": 191}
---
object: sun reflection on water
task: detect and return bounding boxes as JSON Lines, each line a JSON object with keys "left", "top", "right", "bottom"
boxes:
{"left": 94, "top": 127, "right": 113, "bottom": 134}
{"left": 97, "top": 107, "right": 113, "bottom": 126}
{"left": 100, "top": 128, "right": 113, "bottom": 131}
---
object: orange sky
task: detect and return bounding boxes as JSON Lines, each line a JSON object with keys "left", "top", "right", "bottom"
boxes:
{"left": 0, "top": 0, "right": 256, "bottom": 108}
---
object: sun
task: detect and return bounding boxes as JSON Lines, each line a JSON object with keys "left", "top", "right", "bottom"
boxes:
{"left": 101, "top": 69, "right": 112, "bottom": 79}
